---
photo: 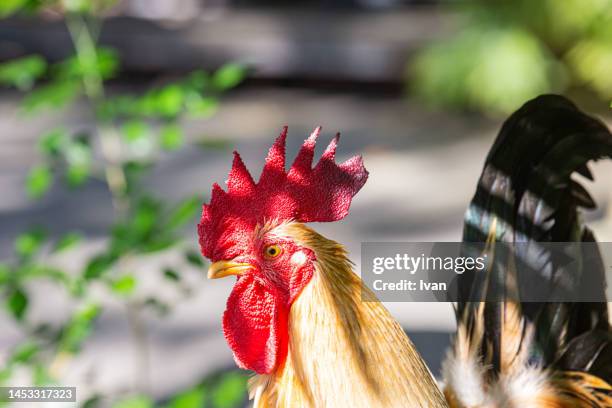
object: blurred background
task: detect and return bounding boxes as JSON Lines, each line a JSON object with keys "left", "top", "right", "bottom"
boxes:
{"left": 0, "top": 1, "right": 611, "bottom": 407}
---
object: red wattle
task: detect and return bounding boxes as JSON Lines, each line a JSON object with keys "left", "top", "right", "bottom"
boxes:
{"left": 222, "top": 274, "right": 288, "bottom": 374}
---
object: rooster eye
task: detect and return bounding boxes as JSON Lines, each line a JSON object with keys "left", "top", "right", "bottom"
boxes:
{"left": 264, "top": 244, "right": 282, "bottom": 259}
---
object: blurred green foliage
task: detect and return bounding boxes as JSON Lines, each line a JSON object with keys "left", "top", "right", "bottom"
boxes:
{"left": 411, "top": 0, "right": 612, "bottom": 114}
{"left": 0, "top": 1, "right": 248, "bottom": 407}
{"left": 0, "top": 55, "right": 46, "bottom": 90}
{"left": 111, "top": 371, "right": 248, "bottom": 408}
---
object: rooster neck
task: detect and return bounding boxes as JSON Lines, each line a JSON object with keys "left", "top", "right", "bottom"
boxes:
{"left": 249, "top": 223, "right": 447, "bottom": 408}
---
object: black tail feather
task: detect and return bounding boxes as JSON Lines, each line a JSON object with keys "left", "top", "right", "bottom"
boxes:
{"left": 459, "top": 94, "right": 612, "bottom": 382}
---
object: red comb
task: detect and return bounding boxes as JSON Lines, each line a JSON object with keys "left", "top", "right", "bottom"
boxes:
{"left": 198, "top": 126, "right": 368, "bottom": 261}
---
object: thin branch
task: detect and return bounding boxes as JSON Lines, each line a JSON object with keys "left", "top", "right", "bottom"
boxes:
{"left": 65, "top": 14, "right": 151, "bottom": 394}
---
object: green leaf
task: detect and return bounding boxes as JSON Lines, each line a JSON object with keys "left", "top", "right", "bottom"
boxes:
{"left": 19, "top": 265, "right": 69, "bottom": 286}
{"left": 32, "top": 363, "right": 53, "bottom": 386}
{"left": 97, "top": 95, "right": 136, "bottom": 121}
{"left": 99, "top": 71, "right": 210, "bottom": 120}
{"left": 26, "top": 165, "right": 53, "bottom": 199}
{"left": 64, "top": 47, "right": 120, "bottom": 81}
{"left": 0, "top": 367, "right": 12, "bottom": 385}
{"left": 212, "top": 64, "right": 247, "bottom": 91}
{"left": 112, "top": 196, "right": 178, "bottom": 254}
{"left": 84, "top": 253, "right": 117, "bottom": 280}
{"left": 163, "top": 268, "right": 180, "bottom": 282}
{"left": 97, "top": 48, "right": 120, "bottom": 80}
{"left": 7, "top": 288, "right": 28, "bottom": 320}
{"left": 112, "top": 395, "right": 153, "bottom": 408}
{"left": 23, "top": 81, "right": 81, "bottom": 113}
{"left": 155, "top": 85, "right": 184, "bottom": 118}
{"left": 185, "top": 95, "right": 218, "bottom": 118}
{"left": 15, "top": 229, "right": 46, "bottom": 259}
{"left": 0, "top": 0, "right": 26, "bottom": 17}
{"left": 211, "top": 372, "right": 247, "bottom": 408}
{"left": 140, "top": 237, "right": 176, "bottom": 253}
{"left": 122, "top": 160, "right": 152, "bottom": 194}
{"left": 38, "top": 129, "right": 67, "bottom": 157}
{"left": 159, "top": 123, "right": 183, "bottom": 150}
{"left": 122, "top": 120, "right": 148, "bottom": 142}
{"left": 143, "top": 297, "right": 170, "bottom": 316}
{"left": 82, "top": 394, "right": 103, "bottom": 408}
{"left": 168, "top": 196, "right": 201, "bottom": 230}
{"left": 65, "top": 163, "right": 90, "bottom": 187}
{"left": 0, "top": 264, "right": 10, "bottom": 285}
{"left": 10, "top": 341, "right": 39, "bottom": 364}
{"left": 18, "top": 0, "right": 50, "bottom": 13}
{"left": 22, "top": 80, "right": 80, "bottom": 113}
{"left": 0, "top": 55, "right": 47, "bottom": 89}
{"left": 68, "top": 277, "right": 86, "bottom": 297}
{"left": 109, "top": 225, "right": 132, "bottom": 254}
{"left": 133, "top": 197, "right": 161, "bottom": 236}
{"left": 111, "top": 275, "right": 136, "bottom": 296}
{"left": 167, "top": 386, "right": 206, "bottom": 408}
{"left": 59, "top": 303, "right": 100, "bottom": 352}
{"left": 54, "top": 232, "right": 82, "bottom": 253}
{"left": 64, "top": 136, "right": 92, "bottom": 164}
{"left": 77, "top": 303, "right": 101, "bottom": 321}
{"left": 184, "top": 70, "right": 209, "bottom": 90}
{"left": 134, "top": 93, "right": 157, "bottom": 117}
{"left": 64, "top": 135, "right": 93, "bottom": 187}
{"left": 123, "top": 161, "right": 152, "bottom": 178}
{"left": 61, "top": 323, "right": 93, "bottom": 353}
{"left": 185, "top": 250, "right": 205, "bottom": 268}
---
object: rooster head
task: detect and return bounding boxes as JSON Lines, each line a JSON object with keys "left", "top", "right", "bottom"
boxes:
{"left": 197, "top": 126, "right": 368, "bottom": 374}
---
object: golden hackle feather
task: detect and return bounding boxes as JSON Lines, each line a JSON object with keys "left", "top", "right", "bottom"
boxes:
{"left": 493, "top": 222, "right": 533, "bottom": 379}
{"left": 249, "top": 222, "right": 448, "bottom": 408}
{"left": 549, "top": 371, "right": 612, "bottom": 407}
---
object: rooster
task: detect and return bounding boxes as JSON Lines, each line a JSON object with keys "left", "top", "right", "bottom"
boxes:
{"left": 442, "top": 95, "right": 612, "bottom": 407}
{"left": 197, "top": 127, "right": 448, "bottom": 407}
{"left": 198, "top": 96, "right": 612, "bottom": 408}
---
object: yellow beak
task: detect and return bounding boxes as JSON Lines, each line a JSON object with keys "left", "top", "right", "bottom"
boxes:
{"left": 207, "top": 260, "right": 254, "bottom": 279}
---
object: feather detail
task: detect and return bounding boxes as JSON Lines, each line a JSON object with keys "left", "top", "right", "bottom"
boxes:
{"left": 550, "top": 371, "right": 612, "bottom": 407}
{"left": 249, "top": 222, "right": 447, "bottom": 408}
{"left": 445, "top": 95, "right": 612, "bottom": 407}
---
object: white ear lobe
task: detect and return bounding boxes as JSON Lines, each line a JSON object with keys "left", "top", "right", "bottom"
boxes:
{"left": 290, "top": 251, "right": 307, "bottom": 266}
